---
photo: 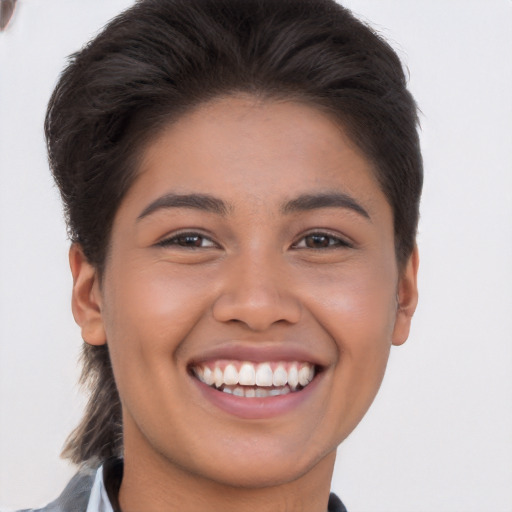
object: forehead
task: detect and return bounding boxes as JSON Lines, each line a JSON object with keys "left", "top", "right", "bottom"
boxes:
{"left": 121, "top": 95, "right": 389, "bottom": 219}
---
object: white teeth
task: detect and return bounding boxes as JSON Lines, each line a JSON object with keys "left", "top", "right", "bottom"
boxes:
{"left": 221, "top": 385, "right": 291, "bottom": 397}
{"left": 233, "top": 386, "right": 244, "bottom": 396}
{"left": 299, "top": 364, "right": 315, "bottom": 386}
{"left": 255, "top": 387, "right": 270, "bottom": 397}
{"left": 255, "top": 363, "right": 273, "bottom": 387}
{"left": 194, "top": 366, "right": 204, "bottom": 381}
{"left": 239, "top": 363, "right": 256, "bottom": 385}
{"left": 214, "top": 367, "right": 224, "bottom": 388}
{"left": 203, "top": 366, "right": 214, "bottom": 386}
{"left": 288, "top": 365, "right": 299, "bottom": 390}
{"left": 273, "top": 365, "right": 288, "bottom": 387}
{"left": 271, "top": 386, "right": 290, "bottom": 396}
{"left": 193, "top": 360, "right": 317, "bottom": 394}
{"left": 223, "top": 364, "right": 238, "bottom": 385}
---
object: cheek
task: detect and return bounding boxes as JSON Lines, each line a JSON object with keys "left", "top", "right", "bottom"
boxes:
{"left": 304, "top": 259, "right": 397, "bottom": 400}
{"left": 101, "top": 261, "right": 217, "bottom": 378}
{"left": 301, "top": 270, "right": 397, "bottom": 440}
{"left": 307, "top": 258, "right": 398, "bottom": 343}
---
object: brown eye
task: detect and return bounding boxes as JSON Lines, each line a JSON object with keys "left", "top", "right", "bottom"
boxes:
{"left": 176, "top": 234, "right": 204, "bottom": 247}
{"left": 305, "top": 234, "right": 331, "bottom": 248}
{"left": 293, "top": 232, "right": 350, "bottom": 249}
{"left": 158, "top": 232, "right": 217, "bottom": 249}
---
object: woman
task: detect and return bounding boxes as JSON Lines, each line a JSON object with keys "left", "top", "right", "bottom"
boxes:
{"left": 23, "top": 0, "right": 422, "bottom": 510}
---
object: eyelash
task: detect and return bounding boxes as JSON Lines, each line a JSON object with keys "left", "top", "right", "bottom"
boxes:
{"left": 156, "top": 231, "right": 218, "bottom": 249}
{"left": 157, "top": 231, "right": 352, "bottom": 250}
{"left": 292, "top": 231, "right": 352, "bottom": 250}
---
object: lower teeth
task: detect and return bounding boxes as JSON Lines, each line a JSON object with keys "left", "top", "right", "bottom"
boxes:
{"left": 217, "top": 384, "right": 294, "bottom": 397}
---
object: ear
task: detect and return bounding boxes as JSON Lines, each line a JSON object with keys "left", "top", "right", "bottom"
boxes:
{"left": 69, "top": 244, "right": 107, "bottom": 346}
{"left": 392, "top": 245, "right": 419, "bottom": 346}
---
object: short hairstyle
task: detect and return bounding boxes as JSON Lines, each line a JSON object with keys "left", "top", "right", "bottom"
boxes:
{"left": 46, "top": 0, "right": 423, "bottom": 465}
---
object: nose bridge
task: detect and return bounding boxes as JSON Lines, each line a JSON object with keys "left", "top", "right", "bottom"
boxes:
{"left": 212, "top": 249, "right": 301, "bottom": 331}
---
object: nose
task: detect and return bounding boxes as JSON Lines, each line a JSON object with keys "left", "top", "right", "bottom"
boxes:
{"left": 212, "top": 254, "right": 301, "bottom": 331}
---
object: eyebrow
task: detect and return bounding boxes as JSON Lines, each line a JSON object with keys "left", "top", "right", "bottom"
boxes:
{"left": 137, "top": 191, "right": 370, "bottom": 221}
{"left": 281, "top": 193, "right": 371, "bottom": 220}
{"left": 137, "top": 193, "right": 230, "bottom": 220}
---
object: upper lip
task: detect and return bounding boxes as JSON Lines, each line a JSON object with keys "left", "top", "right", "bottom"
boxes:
{"left": 187, "top": 341, "right": 328, "bottom": 369}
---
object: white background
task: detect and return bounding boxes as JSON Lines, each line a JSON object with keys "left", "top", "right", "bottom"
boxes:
{"left": 1, "top": 1, "right": 511, "bottom": 511}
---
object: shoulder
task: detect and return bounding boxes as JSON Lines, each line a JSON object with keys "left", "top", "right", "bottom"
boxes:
{"left": 16, "top": 467, "right": 96, "bottom": 512}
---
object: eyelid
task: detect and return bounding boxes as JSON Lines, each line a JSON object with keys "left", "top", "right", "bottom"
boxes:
{"left": 156, "top": 229, "right": 220, "bottom": 249}
{"left": 291, "top": 230, "right": 354, "bottom": 249}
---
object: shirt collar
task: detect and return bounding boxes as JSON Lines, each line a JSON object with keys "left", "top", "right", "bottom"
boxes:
{"left": 85, "top": 465, "right": 115, "bottom": 512}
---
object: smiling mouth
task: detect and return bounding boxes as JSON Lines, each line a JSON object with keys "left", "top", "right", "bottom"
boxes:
{"left": 190, "top": 361, "right": 316, "bottom": 398}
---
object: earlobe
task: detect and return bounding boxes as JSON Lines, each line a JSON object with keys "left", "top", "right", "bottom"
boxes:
{"left": 392, "top": 246, "right": 419, "bottom": 346}
{"left": 69, "top": 244, "right": 107, "bottom": 346}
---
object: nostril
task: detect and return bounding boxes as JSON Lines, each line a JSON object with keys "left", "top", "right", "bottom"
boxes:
{"left": 212, "top": 291, "right": 301, "bottom": 331}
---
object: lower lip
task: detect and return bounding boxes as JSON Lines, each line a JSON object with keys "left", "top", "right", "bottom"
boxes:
{"left": 191, "top": 373, "right": 322, "bottom": 420}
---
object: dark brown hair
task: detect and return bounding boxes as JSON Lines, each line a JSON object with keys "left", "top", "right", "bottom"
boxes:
{"left": 46, "top": 0, "right": 423, "bottom": 465}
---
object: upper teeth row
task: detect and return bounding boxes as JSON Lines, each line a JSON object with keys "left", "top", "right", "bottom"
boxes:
{"left": 193, "top": 361, "right": 315, "bottom": 390}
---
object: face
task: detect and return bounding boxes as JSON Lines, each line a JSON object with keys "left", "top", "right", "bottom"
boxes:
{"left": 72, "top": 95, "right": 418, "bottom": 490}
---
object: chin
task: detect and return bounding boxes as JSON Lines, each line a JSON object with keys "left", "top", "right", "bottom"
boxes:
{"left": 197, "top": 452, "right": 329, "bottom": 489}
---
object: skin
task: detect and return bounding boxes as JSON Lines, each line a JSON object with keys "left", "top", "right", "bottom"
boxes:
{"left": 70, "top": 95, "right": 419, "bottom": 512}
